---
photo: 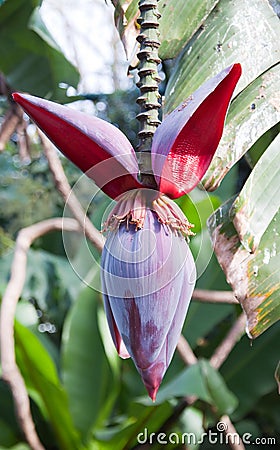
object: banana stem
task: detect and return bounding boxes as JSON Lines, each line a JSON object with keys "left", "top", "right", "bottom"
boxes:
{"left": 136, "top": 0, "right": 161, "bottom": 185}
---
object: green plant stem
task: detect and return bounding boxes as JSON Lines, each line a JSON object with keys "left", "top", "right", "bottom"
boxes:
{"left": 136, "top": 0, "right": 161, "bottom": 186}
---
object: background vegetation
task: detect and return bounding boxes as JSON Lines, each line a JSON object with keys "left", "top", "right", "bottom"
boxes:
{"left": 0, "top": 0, "right": 279, "bottom": 449}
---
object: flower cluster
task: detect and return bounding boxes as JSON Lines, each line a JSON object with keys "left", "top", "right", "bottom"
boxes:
{"left": 13, "top": 63, "right": 241, "bottom": 400}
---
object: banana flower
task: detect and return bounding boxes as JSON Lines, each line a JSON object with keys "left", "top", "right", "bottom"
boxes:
{"left": 13, "top": 63, "right": 241, "bottom": 400}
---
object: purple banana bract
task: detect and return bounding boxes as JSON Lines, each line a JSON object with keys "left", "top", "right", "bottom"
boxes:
{"left": 101, "top": 190, "right": 196, "bottom": 400}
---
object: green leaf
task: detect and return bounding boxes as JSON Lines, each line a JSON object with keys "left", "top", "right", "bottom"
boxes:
{"left": 164, "top": 0, "right": 280, "bottom": 113}
{"left": 0, "top": 228, "right": 14, "bottom": 257}
{"left": 61, "top": 286, "right": 119, "bottom": 441}
{"left": 199, "top": 359, "right": 237, "bottom": 415}
{"left": 93, "top": 402, "right": 172, "bottom": 450}
{"left": 0, "top": 381, "right": 21, "bottom": 447}
{"left": 0, "top": 0, "right": 79, "bottom": 102}
{"left": 176, "top": 188, "right": 221, "bottom": 234}
{"left": 158, "top": 0, "right": 219, "bottom": 59}
{"left": 139, "top": 359, "right": 237, "bottom": 415}
{"left": 15, "top": 321, "right": 60, "bottom": 386}
{"left": 245, "top": 122, "right": 280, "bottom": 169}
{"left": 111, "top": 0, "right": 220, "bottom": 60}
{"left": 203, "top": 65, "right": 280, "bottom": 190}
{"left": 0, "top": 420, "right": 18, "bottom": 448}
{"left": 13, "top": 248, "right": 78, "bottom": 338}
{"left": 0, "top": 245, "right": 80, "bottom": 344}
{"left": 208, "top": 199, "right": 280, "bottom": 338}
{"left": 0, "top": 445, "right": 31, "bottom": 450}
{"left": 231, "top": 133, "right": 280, "bottom": 252}
{"left": 97, "top": 307, "right": 121, "bottom": 378}
{"left": 14, "top": 321, "right": 82, "bottom": 450}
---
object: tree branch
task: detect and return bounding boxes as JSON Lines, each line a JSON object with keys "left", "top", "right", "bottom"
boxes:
{"left": 17, "top": 119, "right": 31, "bottom": 163}
{"left": 220, "top": 415, "right": 246, "bottom": 450}
{"left": 39, "top": 131, "right": 105, "bottom": 253}
{"left": 0, "top": 107, "right": 22, "bottom": 151}
{"left": 176, "top": 334, "right": 198, "bottom": 366}
{"left": 209, "top": 313, "right": 247, "bottom": 450}
{"left": 210, "top": 312, "right": 247, "bottom": 369}
{"left": 0, "top": 72, "right": 23, "bottom": 152}
{"left": 192, "top": 289, "right": 238, "bottom": 304}
{"left": 0, "top": 218, "right": 81, "bottom": 450}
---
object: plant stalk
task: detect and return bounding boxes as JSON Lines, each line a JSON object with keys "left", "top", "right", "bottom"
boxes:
{"left": 136, "top": 0, "right": 161, "bottom": 186}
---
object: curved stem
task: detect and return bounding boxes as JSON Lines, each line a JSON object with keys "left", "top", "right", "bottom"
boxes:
{"left": 192, "top": 289, "right": 239, "bottom": 304}
{"left": 0, "top": 73, "right": 23, "bottom": 152}
{"left": 136, "top": 0, "right": 161, "bottom": 185}
{"left": 210, "top": 312, "right": 246, "bottom": 369}
{"left": 39, "top": 131, "right": 105, "bottom": 253}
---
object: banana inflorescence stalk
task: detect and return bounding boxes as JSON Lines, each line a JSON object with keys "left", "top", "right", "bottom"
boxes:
{"left": 136, "top": 0, "right": 161, "bottom": 186}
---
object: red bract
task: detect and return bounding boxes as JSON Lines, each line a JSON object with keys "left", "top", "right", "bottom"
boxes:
{"left": 13, "top": 63, "right": 241, "bottom": 400}
{"left": 12, "top": 93, "right": 142, "bottom": 199}
{"left": 151, "top": 64, "right": 242, "bottom": 198}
